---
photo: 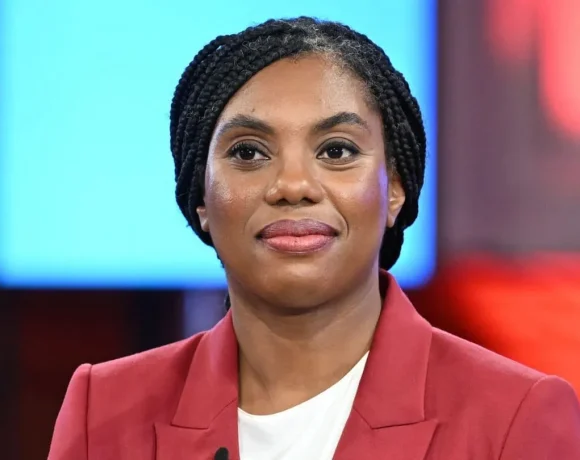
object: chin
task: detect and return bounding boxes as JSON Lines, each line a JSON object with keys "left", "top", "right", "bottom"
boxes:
{"left": 257, "top": 264, "right": 343, "bottom": 309}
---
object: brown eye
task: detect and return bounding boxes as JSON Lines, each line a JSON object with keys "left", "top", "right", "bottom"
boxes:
{"left": 229, "top": 142, "right": 269, "bottom": 161}
{"left": 317, "top": 141, "right": 360, "bottom": 162}
{"left": 325, "top": 145, "right": 350, "bottom": 159}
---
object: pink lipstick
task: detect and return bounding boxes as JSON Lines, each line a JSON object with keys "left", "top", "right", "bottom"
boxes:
{"left": 258, "top": 219, "right": 338, "bottom": 254}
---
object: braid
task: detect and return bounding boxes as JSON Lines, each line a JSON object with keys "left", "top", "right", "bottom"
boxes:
{"left": 170, "top": 17, "right": 427, "bottom": 273}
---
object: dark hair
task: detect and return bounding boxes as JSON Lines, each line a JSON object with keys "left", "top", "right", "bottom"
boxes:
{"left": 170, "top": 16, "right": 426, "bottom": 275}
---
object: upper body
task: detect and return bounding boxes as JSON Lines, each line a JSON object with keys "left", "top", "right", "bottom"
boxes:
{"left": 49, "top": 16, "right": 580, "bottom": 459}
{"left": 49, "top": 272, "right": 580, "bottom": 460}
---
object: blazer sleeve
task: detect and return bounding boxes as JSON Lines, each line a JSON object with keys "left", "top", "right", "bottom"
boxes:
{"left": 499, "top": 375, "right": 580, "bottom": 459}
{"left": 47, "top": 364, "right": 92, "bottom": 460}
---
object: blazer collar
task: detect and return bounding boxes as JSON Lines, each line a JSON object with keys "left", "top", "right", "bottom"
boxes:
{"left": 156, "top": 270, "right": 436, "bottom": 460}
{"left": 172, "top": 311, "right": 239, "bottom": 429}
{"left": 156, "top": 310, "right": 241, "bottom": 459}
{"left": 353, "top": 270, "right": 433, "bottom": 427}
{"left": 332, "top": 272, "right": 437, "bottom": 459}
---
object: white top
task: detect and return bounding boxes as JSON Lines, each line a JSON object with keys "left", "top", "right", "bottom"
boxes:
{"left": 238, "top": 352, "right": 369, "bottom": 460}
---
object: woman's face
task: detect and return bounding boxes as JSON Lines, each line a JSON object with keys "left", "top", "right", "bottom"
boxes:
{"left": 197, "top": 55, "right": 405, "bottom": 309}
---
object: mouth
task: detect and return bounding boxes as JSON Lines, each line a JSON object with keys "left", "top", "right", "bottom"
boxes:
{"left": 257, "top": 219, "right": 338, "bottom": 254}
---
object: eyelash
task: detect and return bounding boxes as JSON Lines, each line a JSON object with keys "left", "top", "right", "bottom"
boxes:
{"left": 318, "top": 141, "right": 361, "bottom": 163}
{"left": 228, "top": 141, "right": 268, "bottom": 162}
{"left": 227, "top": 140, "right": 361, "bottom": 164}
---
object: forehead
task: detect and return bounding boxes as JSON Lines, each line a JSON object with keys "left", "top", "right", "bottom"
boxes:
{"left": 218, "top": 55, "right": 375, "bottom": 125}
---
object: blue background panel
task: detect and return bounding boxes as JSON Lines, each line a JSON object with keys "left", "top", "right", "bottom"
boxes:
{"left": 0, "top": 0, "right": 436, "bottom": 289}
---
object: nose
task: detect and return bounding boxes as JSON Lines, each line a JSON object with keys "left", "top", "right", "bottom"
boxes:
{"left": 264, "top": 154, "right": 324, "bottom": 206}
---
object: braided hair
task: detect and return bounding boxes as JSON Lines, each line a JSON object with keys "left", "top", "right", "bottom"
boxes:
{"left": 170, "top": 17, "right": 426, "bottom": 282}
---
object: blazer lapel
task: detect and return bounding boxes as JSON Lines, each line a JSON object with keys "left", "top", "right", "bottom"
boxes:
{"left": 334, "top": 413, "right": 438, "bottom": 459}
{"left": 155, "top": 312, "right": 241, "bottom": 460}
{"left": 155, "top": 406, "right": 239, "bottom": 460}
{"left": 334, "top": 272, "right": 438, "bottom": 459}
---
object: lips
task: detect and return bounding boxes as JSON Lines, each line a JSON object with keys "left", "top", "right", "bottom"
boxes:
{"left": 257, "top": 219, "right": 338, "bottom": 254}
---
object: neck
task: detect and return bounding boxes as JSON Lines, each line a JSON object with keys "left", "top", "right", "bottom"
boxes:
{"left": 231, "top": 271, "right": 382, "bottom": 415}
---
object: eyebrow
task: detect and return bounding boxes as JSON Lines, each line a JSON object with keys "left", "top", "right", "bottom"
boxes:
{"left": 215, "top": 111, "right": 370, "bottom": 139}
{"left": 312, "top": 112, "right": 370, "bottom": 134}
{"left": 216, "top": 114, "right": 274, "bottom": 138}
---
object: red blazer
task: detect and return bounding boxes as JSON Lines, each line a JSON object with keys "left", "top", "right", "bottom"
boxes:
{"left": 48, "top": 273, "right": 580, "bottom": 459}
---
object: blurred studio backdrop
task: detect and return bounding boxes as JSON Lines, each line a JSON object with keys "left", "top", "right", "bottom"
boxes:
{"left": 1, "top": 0, "right": 580, "bottom": 458}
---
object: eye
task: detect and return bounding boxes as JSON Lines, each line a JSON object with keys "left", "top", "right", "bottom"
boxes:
{"left": 228, "top": 142, "right": 269, "bottom": 162}
{"left": 317, "top": 141, "right": 360, "bottom": 162}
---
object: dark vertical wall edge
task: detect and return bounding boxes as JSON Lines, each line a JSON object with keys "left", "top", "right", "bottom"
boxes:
{"left": 0, "top": 294, "right": 18, "bottom": 460}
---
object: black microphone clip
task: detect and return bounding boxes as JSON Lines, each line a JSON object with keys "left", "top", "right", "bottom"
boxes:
{"left": 214, "top": 447, "right": 229, "bottom": 460}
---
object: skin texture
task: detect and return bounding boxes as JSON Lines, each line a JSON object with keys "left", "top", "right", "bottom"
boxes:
{"left": 196, "top": 55, "right": 405, "bottom": 414}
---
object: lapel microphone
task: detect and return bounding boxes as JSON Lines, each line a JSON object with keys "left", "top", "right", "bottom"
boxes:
{"left": 214, "top": 447, "right": 229, "bottom": 460}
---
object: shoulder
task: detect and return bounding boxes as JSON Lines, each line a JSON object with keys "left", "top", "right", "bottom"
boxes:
{"left": 499, "top": 373, "right": 580, "bottom": 458}
{"left": 91, "top": 331, "right": 204, "bottom": 384}
{"left": 427, "top": 327, "right": 547, "bottom": 416}
{"left": 429, "top": 327, "right": 545, "bottom": 393}
{"left": 426, "top": 327, "right": 580, "bottom": 456}
{"left": 49, "top": 332, "right": 209, "bottom": 459}
{"left": 87, "top": 331, "right": 207, "bottom": 423}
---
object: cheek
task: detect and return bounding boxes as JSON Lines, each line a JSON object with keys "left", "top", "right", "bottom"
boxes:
{"left": 204, "top": 167, "right": 237, "bottom": 228}
{"left": 205, "top": 169, "right": 235, "bottom": 213}
{"left": 203, "top": 163, "right": 259, "bottom": 242}
{"left": 335, "top": 166, "right": 389, "bottom": 235}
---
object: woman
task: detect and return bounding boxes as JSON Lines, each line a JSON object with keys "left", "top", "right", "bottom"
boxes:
{"left": 49, "top": 17, "right": 580, "bottom": 459}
